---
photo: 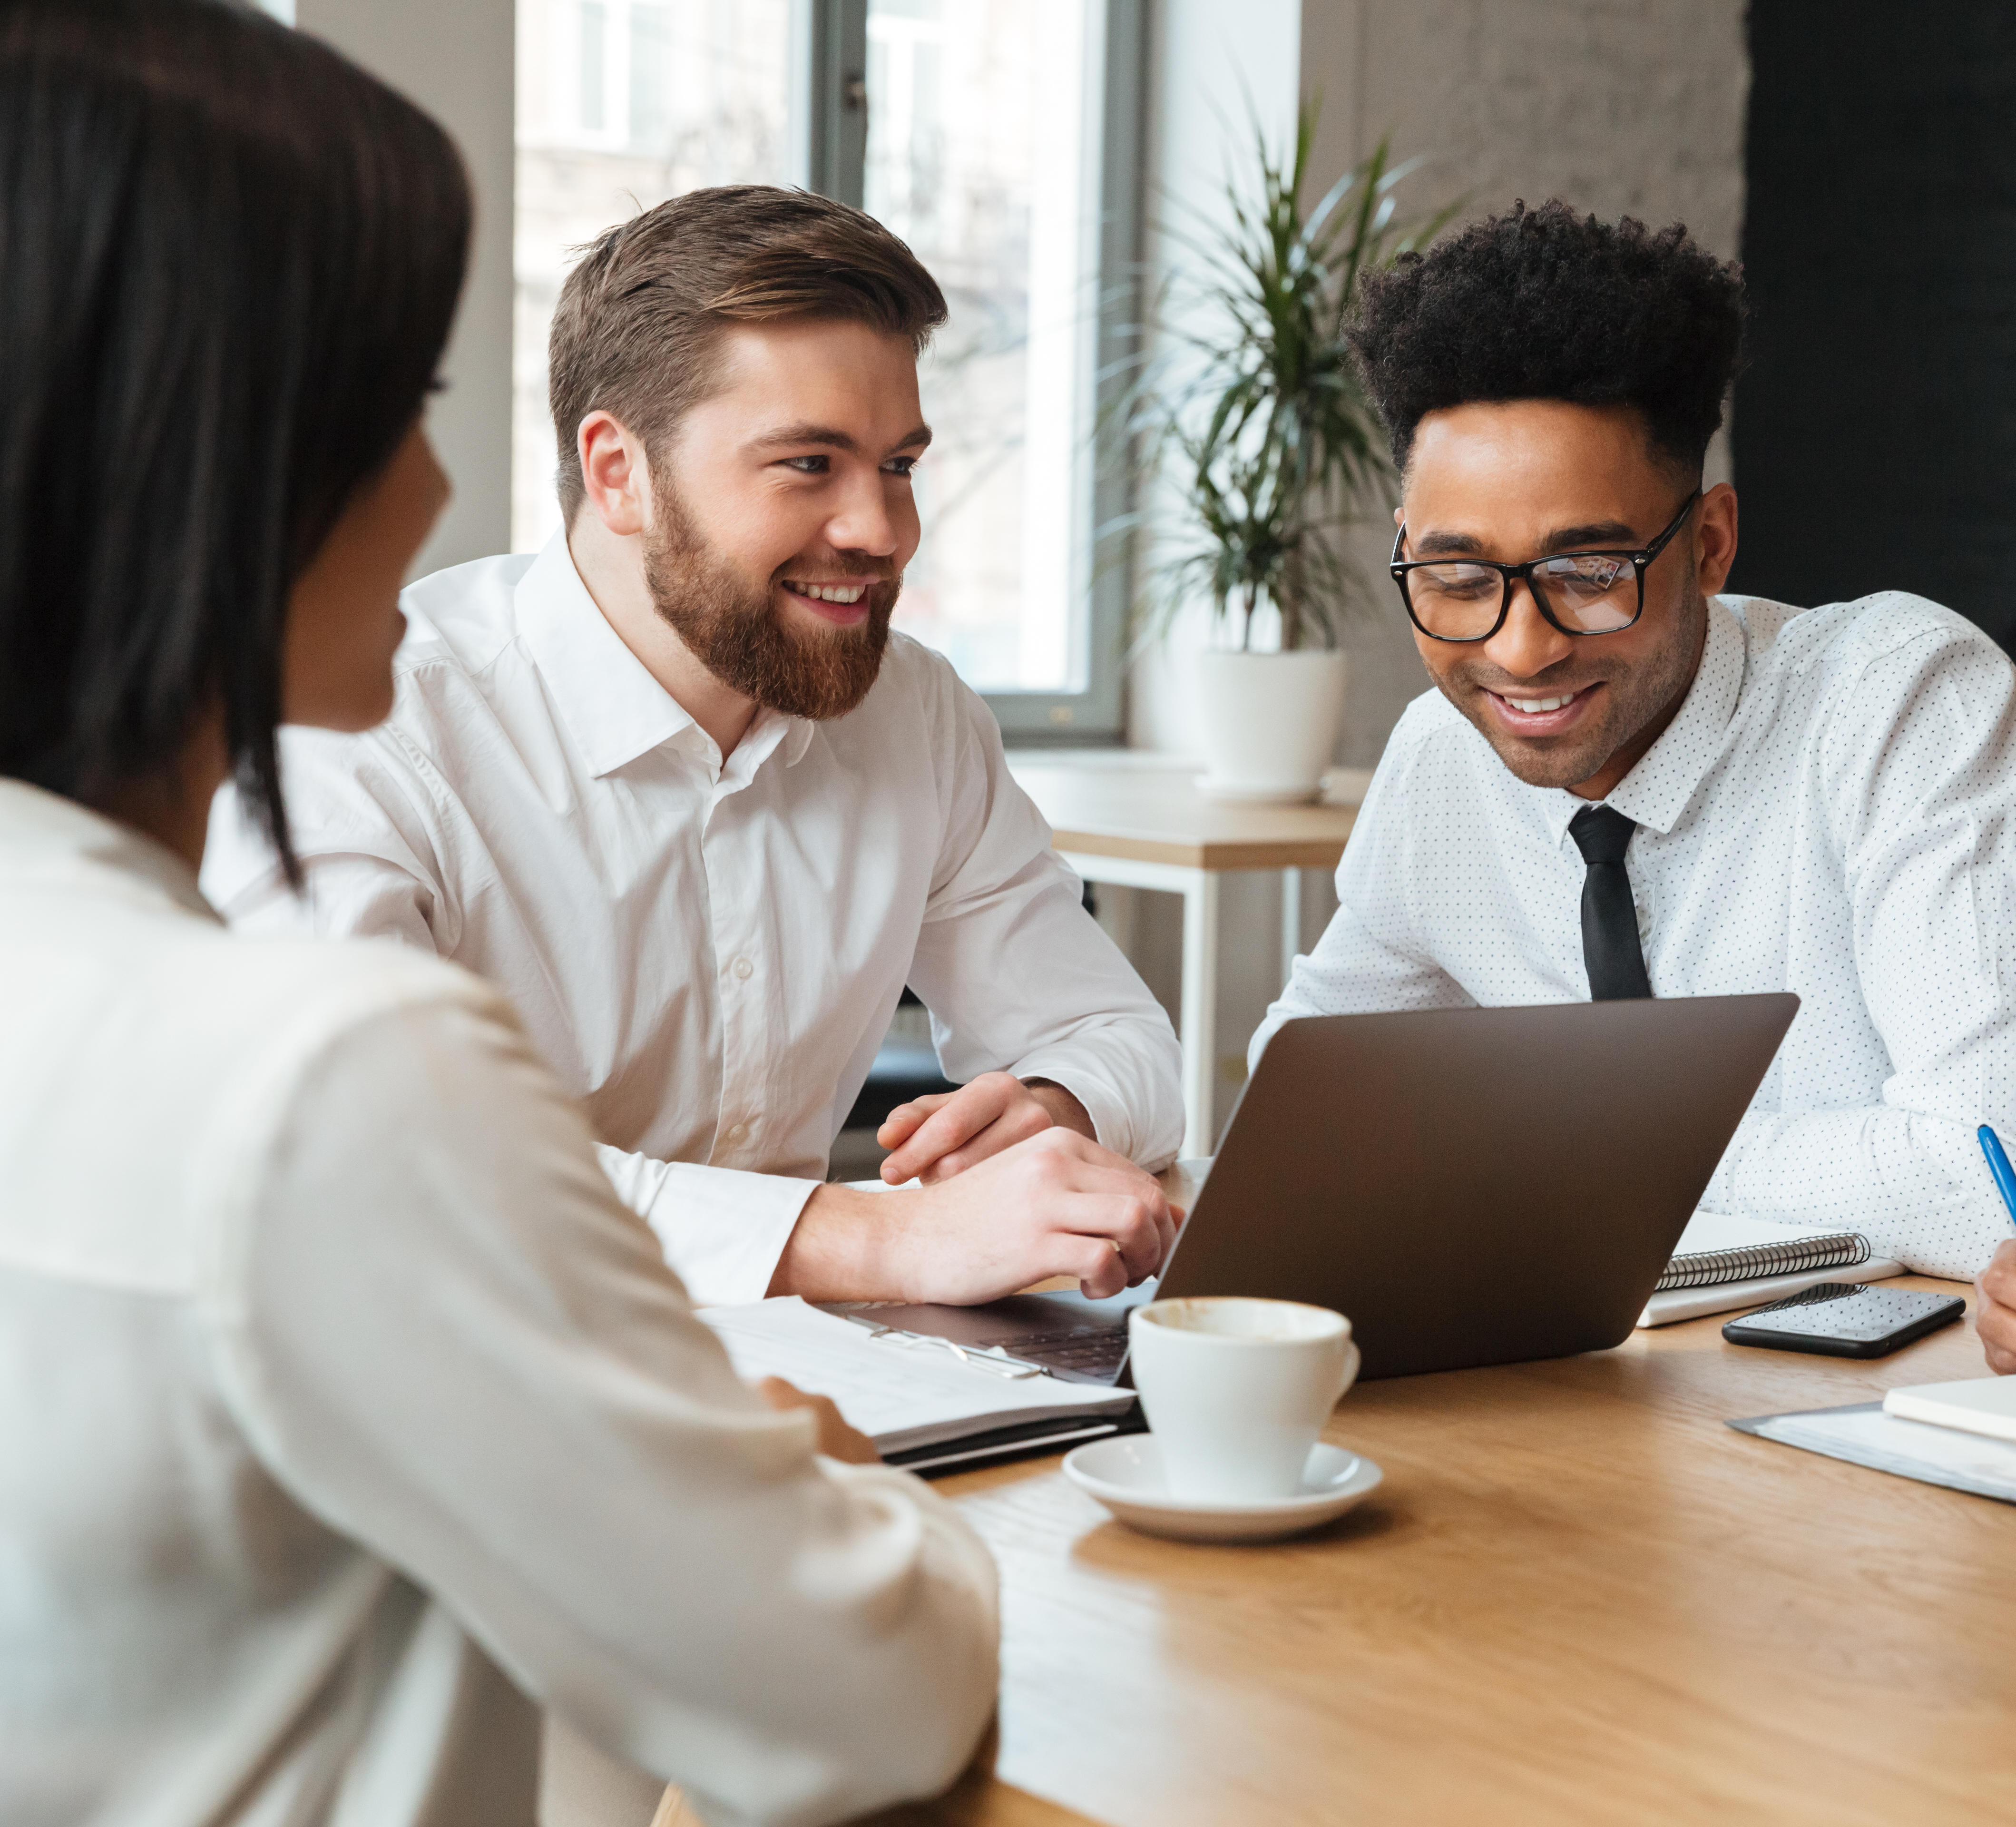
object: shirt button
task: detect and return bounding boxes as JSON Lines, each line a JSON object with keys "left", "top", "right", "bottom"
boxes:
{"left": 723, "top": 1121, "right": 748, "bottom": 1145}
{"left": 731, "top": 955, "right": 754, "bottom": 981}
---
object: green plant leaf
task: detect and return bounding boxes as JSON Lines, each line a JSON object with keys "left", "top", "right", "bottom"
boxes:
{"left": 1103, "top": 101, "right": 1458, "bottom": 652}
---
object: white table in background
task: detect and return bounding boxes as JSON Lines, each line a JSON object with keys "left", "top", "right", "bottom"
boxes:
{"left": 1007, "top": 755, "right": 1366, "bottom": 1155}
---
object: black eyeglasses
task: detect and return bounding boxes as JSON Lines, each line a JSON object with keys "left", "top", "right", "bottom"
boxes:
{"left": 1390, "top": 491, "right": 1700, "bottom": 643}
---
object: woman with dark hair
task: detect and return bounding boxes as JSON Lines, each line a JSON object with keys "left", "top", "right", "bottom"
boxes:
{"left": 0, "top": 5, "right": 997, "bottom": 1823}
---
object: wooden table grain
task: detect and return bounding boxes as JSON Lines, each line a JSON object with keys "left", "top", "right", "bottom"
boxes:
{"left": 918, "top": 1277, "right": 2016, "bottom": 1827}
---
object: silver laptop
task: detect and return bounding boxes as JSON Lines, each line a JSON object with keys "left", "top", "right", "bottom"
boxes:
{"left": 835, "top": 994, "right": 1798, "bottom": 1383}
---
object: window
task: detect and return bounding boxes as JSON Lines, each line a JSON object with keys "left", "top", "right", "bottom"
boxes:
{"left": 514, "top": 0, "right": 796, "bottom": 552}
{"left": 513, "top": 0, "right": 1142, "bottom": 738}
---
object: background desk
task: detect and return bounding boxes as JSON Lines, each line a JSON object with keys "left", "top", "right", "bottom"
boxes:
{"left": 1007, "top": 757, "right": 1368, "bottom": 1155}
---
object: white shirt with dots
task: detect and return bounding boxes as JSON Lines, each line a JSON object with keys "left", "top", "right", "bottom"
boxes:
{"left": 1253, "top": 592, "right": 2016, "bottom": 1280}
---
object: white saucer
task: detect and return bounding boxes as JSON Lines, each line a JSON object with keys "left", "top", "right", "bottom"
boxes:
{"left": 1062, "top": 1437, "right": 1382, "bottom": 1542}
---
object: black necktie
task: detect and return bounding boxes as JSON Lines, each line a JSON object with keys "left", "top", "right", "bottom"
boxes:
{"left": 1569, "top": 805, "right": 1652, "bottom": 1001}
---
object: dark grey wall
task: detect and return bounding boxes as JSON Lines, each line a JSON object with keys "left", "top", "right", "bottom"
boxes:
{"left": 1733, "top": 2, "right": 2016, "bottom": 645}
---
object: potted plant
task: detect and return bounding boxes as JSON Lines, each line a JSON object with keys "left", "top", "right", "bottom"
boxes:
{"left": 1118, "top": 108, "right": 1454, "bottom": 801}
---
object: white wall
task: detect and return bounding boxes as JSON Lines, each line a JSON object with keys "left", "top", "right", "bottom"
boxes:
{"left": 1099, "top": 0, "right": 1308, "bottom": 1140}
{"left": 1126, "top": 0, "right": 1301, "bottom": 758}
{"left": 295, "top": 0, "right": 517, "bottom": 573}
{"left": 1301, "top": 0, "right": 1747, "bottom": 254}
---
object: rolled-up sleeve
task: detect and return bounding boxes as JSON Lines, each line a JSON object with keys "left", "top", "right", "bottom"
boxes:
{"left": 205, "top": 986, "right": 998, "bottom": 1827}
{"left": 596, "top": 1147, "right": 818, "bottom": 1307}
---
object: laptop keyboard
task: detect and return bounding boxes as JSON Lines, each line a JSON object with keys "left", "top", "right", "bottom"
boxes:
{"left": 975, "top": 1326, "right": 1129, "bottom": 1376}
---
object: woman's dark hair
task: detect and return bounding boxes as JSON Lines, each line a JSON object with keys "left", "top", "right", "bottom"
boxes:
{"left": 0, "top": 0, "right": 470, "bottom": 874}
{"left": 1349, "top": 199, "right": 1746, "bottom": 477}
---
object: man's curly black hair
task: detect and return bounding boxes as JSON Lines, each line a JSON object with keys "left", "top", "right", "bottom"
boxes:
{"left": 1349, "top": 199, "right": 1746, "bottom": 477}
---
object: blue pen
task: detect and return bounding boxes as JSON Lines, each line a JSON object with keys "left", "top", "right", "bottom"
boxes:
{"left": 1978, "top": 1124, "right": 2016, "bottom": 1233}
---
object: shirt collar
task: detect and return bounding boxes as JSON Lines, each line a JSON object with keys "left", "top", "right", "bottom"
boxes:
{"left": 781, "top": 717, "right": 818, "bottom": 767}
{"left": 512, "top": 534, "right": 697, "bottom": 779}
{"left": 0, "top": 777, "right": 218, "bottom": 921}
{"left": 512, "top": 533, "right": 820, "bottom": 779}
{"left": 1537, "top": 594, "right": 1748, "bottom": 844}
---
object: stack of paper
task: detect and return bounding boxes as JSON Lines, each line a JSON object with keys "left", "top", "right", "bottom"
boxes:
{"left": 1733, "top": 1376, "right": 2016, "bottom": 1507}
{"left": 1732, "top": 1402, "right": 2016, "bottom": 1504}
{"left": 699, "top": 1297, "right": 1134, "bottom": 1469}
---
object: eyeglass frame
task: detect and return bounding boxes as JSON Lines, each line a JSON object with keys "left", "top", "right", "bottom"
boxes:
{"left": 1389, "top": 490, "right": 1702, "bottom": 644}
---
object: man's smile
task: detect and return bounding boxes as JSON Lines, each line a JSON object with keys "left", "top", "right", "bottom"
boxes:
{"left": 780, "top": 576, "right": 874, "bottom": 625}
{"left": 1481, "top": 680, "right": 1602, "bottom": 736}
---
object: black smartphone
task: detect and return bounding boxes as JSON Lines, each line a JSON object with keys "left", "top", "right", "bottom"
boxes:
{"left": 1721, "top": 1281, "right": 1966, "bottom": 1358}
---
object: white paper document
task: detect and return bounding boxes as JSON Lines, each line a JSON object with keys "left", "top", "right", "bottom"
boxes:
{"left": 1731, "top": 1402, "right": 2016, "bottom": 1504}
{"left": 698, "top": 1297, "right": 1132, "bottom": 1456}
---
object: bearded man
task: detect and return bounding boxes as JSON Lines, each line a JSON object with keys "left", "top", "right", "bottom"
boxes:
{"left": 203, "top": 185, "right": 1182, "bottom": 1309}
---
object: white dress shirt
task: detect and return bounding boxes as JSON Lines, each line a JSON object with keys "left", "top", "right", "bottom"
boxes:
{"left": 1254, "top": 593, "right": 2016, "bottom": 1280}
{"left": 200, "top": 537, "right": 1182, "bottom": 1305}
{"left": 0, "top": 781, "right": 998, "bottom": 1827}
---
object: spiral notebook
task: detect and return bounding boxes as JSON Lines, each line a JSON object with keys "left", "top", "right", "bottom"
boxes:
{"left": 1637, "top": 1213, "right": 1900, "bottom": 1327}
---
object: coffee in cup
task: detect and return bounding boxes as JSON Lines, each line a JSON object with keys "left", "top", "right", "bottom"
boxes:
{"left": 1127, "top": 1297, "right": 1358, "bottom": 1502}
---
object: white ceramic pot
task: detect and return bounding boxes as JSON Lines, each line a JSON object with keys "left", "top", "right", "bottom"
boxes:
{"left": 1195, "top": 648, "right": 1349, "bottom": 803}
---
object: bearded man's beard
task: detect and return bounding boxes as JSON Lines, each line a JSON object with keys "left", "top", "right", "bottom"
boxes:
{"left": 641, "top": 482, "right": 900, "bottom": 722}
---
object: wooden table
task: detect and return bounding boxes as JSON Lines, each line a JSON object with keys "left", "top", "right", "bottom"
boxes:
{"left": 648, "top": 1280, "right": 2016, "bottom": 1827}
{"left": 1007, "top": 756, "right": 1367, "bottom": 1155}
{"left": 918, "top": 1274, "right": 2016, "bottom": 1827}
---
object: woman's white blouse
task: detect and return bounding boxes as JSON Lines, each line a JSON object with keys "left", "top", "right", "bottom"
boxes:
{"left": 0, "top": 782, "right": 997, "bottom": 1827}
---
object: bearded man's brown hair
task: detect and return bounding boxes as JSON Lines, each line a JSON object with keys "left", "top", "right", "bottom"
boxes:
{"left": 547, "top": 185, "right": 948, "bottom": 522}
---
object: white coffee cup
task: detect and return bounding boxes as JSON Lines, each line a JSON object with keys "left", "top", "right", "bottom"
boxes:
{"left": 1127, "top": 1297, "right": 1359, "bottom": 1502}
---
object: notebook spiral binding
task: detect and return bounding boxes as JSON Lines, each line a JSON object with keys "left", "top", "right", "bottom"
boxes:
{"left": 1655, "top": 1229, "right": 1870, "bottom": 1292}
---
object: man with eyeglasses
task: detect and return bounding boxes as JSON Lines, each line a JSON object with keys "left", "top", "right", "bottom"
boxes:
{"left": 1251, "top": 199, "right": 2016, "bottom": 1284}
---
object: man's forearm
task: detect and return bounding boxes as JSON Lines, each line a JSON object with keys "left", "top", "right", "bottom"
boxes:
{"left": 769, "top": 1130, "right": 1174, "bottom": 1306}
{"left": 767, "top": 1182, "right": 916, "bottom": 1302}
{"left": 1703, "top": 1104, "right": 2011, "bottom": 1278}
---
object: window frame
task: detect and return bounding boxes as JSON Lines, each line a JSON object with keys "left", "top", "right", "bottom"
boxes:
{"left": 803, "top": 0, "right": 1144, "bottom": 745}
